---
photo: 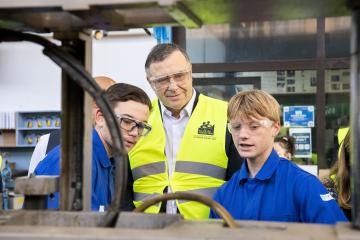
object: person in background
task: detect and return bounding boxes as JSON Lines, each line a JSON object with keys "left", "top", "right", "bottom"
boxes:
{"left": 27, "top": 76, "right": 116, "bottom": 176}
{"left": 274, "top": 135, "right": 295, "bottom": 160}
{"left": 35, "top": 82, "right": 152, "bottom": 211}
{"left": 128, "top": 43, "right": 243, "bottom": 219}
{"left": 322, "top": 127, "right": 352, "bottom": 220}
{"left": 210, "top": 89, "right": 348, "bottom": 224}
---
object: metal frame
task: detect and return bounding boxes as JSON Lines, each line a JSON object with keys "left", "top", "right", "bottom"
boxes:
{"left": 193, "top": 76, "right": 261, "bottom": 88}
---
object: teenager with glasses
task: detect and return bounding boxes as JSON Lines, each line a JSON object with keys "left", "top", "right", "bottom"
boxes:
{"left": 28, "top": 76, "right": 116, "bottom": 176}
{"left": 34, "top": 82, "right": 152, "bottom": 211}
{"left": 128, "top": 43, "right": 243, "bottom": 220}
{"left": 210, "top": 89, "right": 347, "bottom": 224}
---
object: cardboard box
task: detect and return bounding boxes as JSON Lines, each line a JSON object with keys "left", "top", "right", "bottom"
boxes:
{"left": 0, "top": 130, "right": 16, "bottom": 147}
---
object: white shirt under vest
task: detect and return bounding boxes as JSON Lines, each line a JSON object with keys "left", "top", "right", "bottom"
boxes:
{"left": 160, "top": 89, "right": 196, "bottom": 214}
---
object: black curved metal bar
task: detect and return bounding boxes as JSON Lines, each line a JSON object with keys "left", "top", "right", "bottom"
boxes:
{"left": 0, "top": 28, "right": 126, "bottom": 227}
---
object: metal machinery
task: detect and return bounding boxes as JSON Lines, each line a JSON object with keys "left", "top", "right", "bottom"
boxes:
{"left": 0, "top": 0, "right": 359, "bottom": 239}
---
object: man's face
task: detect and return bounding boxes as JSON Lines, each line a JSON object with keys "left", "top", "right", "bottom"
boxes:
{"left": 147, "top": 51, "right": 193, "bottom": 115}
{"left": 98, "top": 100, "right": 150, "bottom": 153}
{"left": 228, "top": 115, "right": 280, "bottom": 163}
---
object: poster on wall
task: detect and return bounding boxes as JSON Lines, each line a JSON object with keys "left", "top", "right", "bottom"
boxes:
{"left": 289, "top": 128, "right": 312, "bottom": 158}
{"left": 283, "top": 106, "right": 315, "bottom": 127}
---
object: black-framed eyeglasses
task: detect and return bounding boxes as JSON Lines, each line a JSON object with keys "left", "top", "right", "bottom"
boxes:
{"left": 115, "top": 114, "right": 152, "bottom": 136}
{"left": 149, "top": 69, "right": 191, "bottom": 90}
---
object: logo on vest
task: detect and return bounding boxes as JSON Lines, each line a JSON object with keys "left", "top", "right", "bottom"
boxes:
{"left": 198, "top": 121, "right": 215, "bottom": 135}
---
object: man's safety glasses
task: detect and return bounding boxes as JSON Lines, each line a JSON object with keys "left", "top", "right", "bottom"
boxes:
{"left": 227, "top": 119, "right": 274, "bottom": 135}
{"left": 149, "top": 69, "right": 190, "bottom": 90}
{"left": 115, "top": 114, "right": 152, "bottom": 136}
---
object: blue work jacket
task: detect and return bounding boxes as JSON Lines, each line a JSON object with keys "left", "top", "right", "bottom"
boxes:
{"left": 210, "top": 149, "right": 348, "bottom": 224}
{"left": 35, "top": 128, "right": 114, "bottom": 211}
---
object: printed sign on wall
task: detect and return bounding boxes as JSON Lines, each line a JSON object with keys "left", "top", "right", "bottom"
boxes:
{"left": 289, "top": 128, "right": 312, "bottom": 158}
{"left": 283, "top": 106, "right": 315, "bottom": 128}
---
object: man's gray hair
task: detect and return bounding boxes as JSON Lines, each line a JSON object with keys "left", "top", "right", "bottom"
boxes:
{"left": 145, "top": 43, "right": 190, "bottom": 76}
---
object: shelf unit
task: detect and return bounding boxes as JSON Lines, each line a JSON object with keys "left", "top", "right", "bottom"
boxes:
{"left": 0, "top": 111, "right": 61, "bottom": 172}
{"left": 15, "top": 111, "right": 61, "bottom": 147}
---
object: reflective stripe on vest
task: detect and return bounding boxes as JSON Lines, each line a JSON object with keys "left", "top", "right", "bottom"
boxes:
{"left": 129, "top": 94, "right": 228, "bottom": 219}
{"left": 134, "top": 192, "right": 161, "bottom": 202}
{"left": 177, "top": 187, "right": 219, "bottom": 204}
{"left": 132, "top": 162, "right": 166, "bottom": 181}
{"left": 175, "top": 161, "right": 226, "bottom": 180}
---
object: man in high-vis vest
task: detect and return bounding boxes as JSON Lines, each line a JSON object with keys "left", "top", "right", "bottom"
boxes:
{"left": 129, "top": 43, "right": 243, "bottom": 219}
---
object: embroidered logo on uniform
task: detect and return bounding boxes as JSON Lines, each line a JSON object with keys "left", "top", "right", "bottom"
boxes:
{"left": 198, "top": 121, "right": 215, "bottom": 135}
{"left": 320, "top": 193, "right": 334, "bottom": 201}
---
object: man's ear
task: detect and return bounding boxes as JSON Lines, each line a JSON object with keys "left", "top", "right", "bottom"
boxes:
{"left": 146, "top": 76, "right": 155, "bottom": 90}
{"left": 272, "top": 122, "right": 281, "bottom": 137}
{"left": 94, "top": 108, "right": 105, "bottom": 127}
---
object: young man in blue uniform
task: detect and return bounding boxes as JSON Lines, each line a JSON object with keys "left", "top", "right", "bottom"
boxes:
{"left": 28, "top": 76, "right": 116, "bottom": 176}
{"left": 210, "top": 89, "right": 348, "bottom": 224}
{"left": 35, "top": 82, "right": 152, "bottom": 211}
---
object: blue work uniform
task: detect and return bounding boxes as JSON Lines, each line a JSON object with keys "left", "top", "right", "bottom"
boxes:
{"left": 210, "top": 149, "right": 348, "bottom": 224}
{"left": 35, "top": 128, "right": 132, "bottom": 211}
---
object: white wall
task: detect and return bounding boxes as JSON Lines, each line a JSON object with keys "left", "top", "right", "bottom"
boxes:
{"left": 0, "top": 41, "right": 62, "bottom": 111}
{"left": 92, "top": 30, "right": 157, "bottom": 100}
{"left": 0, "top": 30, "right": 157, "bottom": 112}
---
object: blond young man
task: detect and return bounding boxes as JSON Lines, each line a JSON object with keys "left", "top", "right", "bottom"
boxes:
{"left": 210, "top": 89, "right": 347, "bottom": 224}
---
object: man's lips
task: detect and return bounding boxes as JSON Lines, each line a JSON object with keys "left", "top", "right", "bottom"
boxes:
{"left": 166, "top": 93, "right": 181, "bottom": 99}
{"left": 124, "top": 140, "right": 135, "bottom": 147}
{"left": 238, "top": 143, "right": 254, "bottom": 150}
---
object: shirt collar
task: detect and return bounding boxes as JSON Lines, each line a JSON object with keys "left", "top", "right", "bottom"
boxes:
{"left": 238, "top": 149, "right": 280, "bottom": 184}
{"left": 92, "top": 128, "right": 112, "bottom": 168}
{"left": 160, "top": 88, "right": 196, "bottom": 118}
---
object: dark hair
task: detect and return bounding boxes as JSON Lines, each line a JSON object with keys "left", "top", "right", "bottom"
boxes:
{"left": 274, "top": 135, "right": 295, "bottom": 156}
{"left": 104, "top": 83, "right": 152, "bottom": 110}
{"left": 145, "top": 43, "right": 190, "bottom": 75}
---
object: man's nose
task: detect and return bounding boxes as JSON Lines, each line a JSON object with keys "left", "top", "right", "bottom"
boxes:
{"left": 237, "top": 127, "right": 250, "bottom": 139}
{"left": 128, "top": 126, "right": 139, "bottom": 136}
{"left": 167, "top": 78, "right": 178, "bottom": 90}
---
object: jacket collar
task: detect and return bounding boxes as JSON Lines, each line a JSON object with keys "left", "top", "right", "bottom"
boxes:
{"left": 93, "top": 128, "right": 112, "bottom": 168}
{"left": 238, "top": 149, "right": 280, "bottom": 185}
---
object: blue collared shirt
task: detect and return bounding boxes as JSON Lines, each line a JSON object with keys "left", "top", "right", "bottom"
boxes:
{"left": 34, "top": 128, "right": 114, "bottom": 211}
{"left": 210, "top": 149, "right": 348, "bottom": 224}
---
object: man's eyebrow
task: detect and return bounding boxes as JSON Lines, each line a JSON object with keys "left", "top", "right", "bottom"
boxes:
{"left": 120, "top": 114, "right": 133, "bottom": 118}
{"left": 118, "top": 113, "right": 149, "bottom": 123}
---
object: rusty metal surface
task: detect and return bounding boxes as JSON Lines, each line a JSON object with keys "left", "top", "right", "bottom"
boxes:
{"left": 0, "top": 211, "right": 358, "bottom": 240}
{"left": 115, "top": 212, "right": 183, "bottom": 229}
{"left": 60, "top": 61, "right": 85, "bottom": 211}
{"left": 14, "top": 176, "right": 59, "bottom": 195}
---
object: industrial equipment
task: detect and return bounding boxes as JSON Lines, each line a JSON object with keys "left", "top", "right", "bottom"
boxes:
{"left": 0, "top": 1, "right": 359, "bottom": 239}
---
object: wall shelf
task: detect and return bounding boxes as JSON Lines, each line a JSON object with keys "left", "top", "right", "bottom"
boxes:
{"left": 15, "top": 111, "right": 61, "bottom": 147}
{"left": 0, "top": 111, "right": 61, "bottom": 171}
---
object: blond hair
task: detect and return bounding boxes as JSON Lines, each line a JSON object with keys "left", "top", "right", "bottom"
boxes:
{"left": 330, "top": 129, "right": 351, "bottom": 209}
{"left": 228, "top": 89, "right": 280, "bottom": 123}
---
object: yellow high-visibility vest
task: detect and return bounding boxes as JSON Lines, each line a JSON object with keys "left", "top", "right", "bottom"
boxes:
{"left": 338, "top": 127, "right": 349, "bottom": 145}
{"left": 129, "top": 94, "right": 228, "bottom": 219}
{"left": 337, "top": 127, "right": 349, "bottom": 159}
